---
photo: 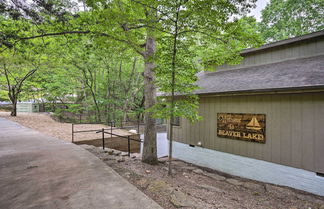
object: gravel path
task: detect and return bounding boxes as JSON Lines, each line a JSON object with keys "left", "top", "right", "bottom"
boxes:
{"left": 0, "top": 112, "right": 132, "bottom": 142}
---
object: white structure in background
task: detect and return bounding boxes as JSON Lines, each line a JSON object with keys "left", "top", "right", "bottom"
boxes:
{"left": 17, "top": 102, "right": 39, "bottom": 113}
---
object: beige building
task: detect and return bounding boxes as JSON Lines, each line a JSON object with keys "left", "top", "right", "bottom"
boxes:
{"left": 168, "top": 31, "right": 324, "bottom": 196}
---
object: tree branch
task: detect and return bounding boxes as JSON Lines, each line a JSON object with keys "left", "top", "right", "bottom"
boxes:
{"left": 130, "top": 0, "right": 176, "bottom": 23}
{"left": 19, "top": 31, "right": 91, "bottom": 40}
{"left": 17, "top": 68, "right": 38, "bottom": 93}
{"left": 3, "top": 64, "right": 12, "bottom": 96}
{"left": 18, "top": 30, "right": 145, "bottom": 56}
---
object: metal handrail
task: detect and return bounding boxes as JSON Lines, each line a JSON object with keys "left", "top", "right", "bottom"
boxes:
{"left": 73, "top": 128, "right": 111, "bottom": 134}
{"left": 71, "top": 124, "right": 142, "bottom": 157}
{"left": 96, "top": 129, "right": 143, "bottom": 156}
{"left": 100, "top": 130, "right": 143, "bottom": 143}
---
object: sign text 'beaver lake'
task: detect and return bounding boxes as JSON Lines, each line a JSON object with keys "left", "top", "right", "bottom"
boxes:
{"left": 217, "top": 113, "right": 266, "bottom": 143}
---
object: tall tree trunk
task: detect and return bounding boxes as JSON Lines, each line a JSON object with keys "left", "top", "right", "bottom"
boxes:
{"left": 8, "top": 86, "right": 19, "bottom": 117}
{"left": 106, "top": 66, "right": 111, "bottom": 122}
{"left": 122, "top": 101, "right": 128, "bottom": 122}
{"left": 89, "top": 88, "right": 101, "bottom": 122}
{"left": 168, "top": 5, "right": 180, "bottom": 175}
{"left": 142, "top": 35, "right": 158, "bottom": 164}
{"left": 11, "top": 98, "right": 17, "bottom": 116}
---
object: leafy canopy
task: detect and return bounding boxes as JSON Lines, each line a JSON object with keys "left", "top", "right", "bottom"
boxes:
{"left": 259, "top": 0, "right": 324, "bottom": 42}
{"left": 149, "top": 1, "right": 262, "bottom": 122}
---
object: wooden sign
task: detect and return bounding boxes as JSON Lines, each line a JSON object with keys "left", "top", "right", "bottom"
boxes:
{"left": 217, "top": 113, "right": 266, "bottom": 143}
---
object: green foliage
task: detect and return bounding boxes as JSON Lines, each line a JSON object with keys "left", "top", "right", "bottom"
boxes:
{"left": 151, "top": 96, "right": 202, "bottom": 122}
{"left": 153, "top": 35, "right": 201, "bottom": 122}
{"left": 0, "top": 11, "right": 144, "bottom": 120}
{"left": 200, "top": 17, "right": 264, "bottom": 70}
{"left": 150, "top": 1, "right": 262, "bottom": 123}
{"left": 0, "top": 0, "right": 265, "bottom": 163}
{"left": 0, "top": 90, "right": 7, "bottom": 101}
{"left": 0, "top": 37, "right": 50, "bottom": 104}
{"left": 0, "top": 0, "right": 262, "bottom": 122}
{"left": 259, "top": 0, "right": 324, "bottom": 42}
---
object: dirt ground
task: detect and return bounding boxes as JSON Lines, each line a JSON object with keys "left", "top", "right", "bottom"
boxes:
{"left": 1, "top": 112, "right": 324, "bottom": 209}
{"left": 83, "top": 145, "right": 324, "bottom": 209}
{"left": 0, "top": 112, "right": 135, "bottom": 142}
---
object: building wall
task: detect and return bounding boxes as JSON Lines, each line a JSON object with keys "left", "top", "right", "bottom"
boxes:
{"left": 169, "top": 92, "right": 324, "bottom": 174}
{"left": 214, "top": 35, "right": 324, "bottom": 72}
{"left": 172, "top": 141, "right": 324, "bottom": 196}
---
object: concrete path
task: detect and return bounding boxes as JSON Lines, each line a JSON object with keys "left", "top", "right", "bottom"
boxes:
{"left": 0, "top": 117, "right": 163, "bottom": 209}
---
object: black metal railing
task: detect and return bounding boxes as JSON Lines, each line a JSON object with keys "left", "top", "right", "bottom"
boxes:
{"left": 97, "top": 129, "right": 142, "bottom": 157}
{"left": 107, "top": 121, "right": 142, "bottom": 134}
{"left": 71, "top": 123, "right": 142, "bottom": 157}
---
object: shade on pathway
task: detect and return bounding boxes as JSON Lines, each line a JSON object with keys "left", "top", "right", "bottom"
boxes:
{"left": 0, "top": 117, "right": 162, "bottom": 209}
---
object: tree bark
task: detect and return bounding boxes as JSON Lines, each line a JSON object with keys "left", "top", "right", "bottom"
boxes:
{"left": 168, "top": 4, "right": 180, "bottom": 175}
{"left": 89, "top": 87, "right": 101, "bottom": 122}
{"left": 78, "top": 65, "right": 101, "bottom": 122}
{"left": 10, "top": 98, "right": 17, "bottom": 116}
{"left": 142, "top": 35, "right": 158, "bottom": 164}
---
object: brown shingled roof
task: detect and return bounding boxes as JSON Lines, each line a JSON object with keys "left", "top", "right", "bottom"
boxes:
{"left": 195, "top": 55, "right": 324, "bottom": 95}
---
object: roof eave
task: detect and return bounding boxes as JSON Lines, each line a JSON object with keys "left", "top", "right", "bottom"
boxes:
{"left": 241, "top": 30, "right": 324, "bottom": 55}
{"left": 196, "top": 85, "right": 324, "bottom": 97}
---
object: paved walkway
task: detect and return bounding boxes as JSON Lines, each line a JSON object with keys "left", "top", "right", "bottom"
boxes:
{"left": 0, "top": 117, "right": 162, "bottom": 209}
